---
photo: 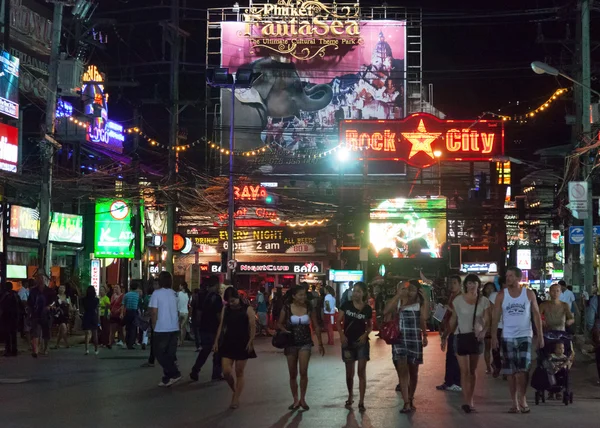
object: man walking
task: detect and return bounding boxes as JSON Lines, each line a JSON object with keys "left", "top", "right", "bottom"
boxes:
{"left": 437, "top": 275, "right": 462, "bottom": 392}
{"left": 492, "top": 267, "right": 543, "bottom": 413}
{"left": 149, "top": 271, "right": 181, "bottom": 387}
{"left": 256, "top": 286, "right": 270, "bottom": 336}
{"left": 122, "top": 281, "right": 141, "bottom": 350}
{"left": 190, "top": 275, "right": 223, "bottom": 382}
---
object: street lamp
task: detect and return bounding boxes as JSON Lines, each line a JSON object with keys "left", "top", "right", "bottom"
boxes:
{"left": 207, "top": 67, "right": 260, "bottom": 283}
{"left": 531, "top": 60, "right": 595, "bottom": 292}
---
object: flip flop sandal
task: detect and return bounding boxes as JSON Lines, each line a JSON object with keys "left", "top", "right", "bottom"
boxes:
{"left": 520, "top": 407, "right": 531, "bottom": 414}
{"left": 461, "top": 404, "right": 472, "bottom": 414}
{"left": 288, "top": 403, "right": 300, "bottom": 410}
{"left": 345, "top": 400, "right": 354, "bottom": 408}
{"left": 410, "top": 400, "right": 417, "bottom": 411}
{"left": 358, "top": 403, "right": 366, "bottom": 412}
{"left": 400, "top": 406, "right": 412, "bottom": 414}
{"left": 508, "top": 407, "right": 520, "bottom": 413}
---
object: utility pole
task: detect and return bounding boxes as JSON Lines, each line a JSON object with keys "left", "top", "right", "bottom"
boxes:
{"left": 165, "top": 0, "right": 180, "bottom": 274}
{"left": 581, "top": 0, "right": 593, "bottom": 294}
{"left": 39, "top": 3, "right": 64, "bottom": 273}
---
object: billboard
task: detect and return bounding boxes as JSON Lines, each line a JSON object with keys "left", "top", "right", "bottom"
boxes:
{"left": 0, "top": 50, "right": 19, "bottom": 119}
{"left": 0, "top": 123, "right": 19, "bottom": 173}
{"left": 369, "top": 197, "right": 447, "bottom": 258}
{"left": 220, "top": 2, "right": 406, "bottom": 175}
{"left": 94, "top": 199, "right": 135, "bottom": 258}
{"left": 341, "top": 113, "right": 505, "bottom": 168}
{"left": 180, "top": 226, "right": 327, "bottom": 255}
{"left": 9, "top": 205, "right": 83, "bottom": 244}
{"left": 209, "top": 261, "right": 323, "bottom": 274}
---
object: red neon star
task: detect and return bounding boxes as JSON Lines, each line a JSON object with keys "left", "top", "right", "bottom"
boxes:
{"left": 402, "top": 119, "right": 441, "bottom": 159}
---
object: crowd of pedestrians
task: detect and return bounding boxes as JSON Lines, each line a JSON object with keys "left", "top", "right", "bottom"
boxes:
{"left": 1, "top": 266, "right": 599, "bottom": 417}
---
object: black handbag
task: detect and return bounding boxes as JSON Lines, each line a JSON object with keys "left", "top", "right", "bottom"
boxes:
{"left": 456, "top": 293, "right": 481, "bottom": 356}
{"left": 272, "top": 330, "right": 293, "bottom": 349}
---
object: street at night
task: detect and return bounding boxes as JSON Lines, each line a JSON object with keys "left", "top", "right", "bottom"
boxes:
{"left": 1, "top": 335, "right": 599, "bottom": 428}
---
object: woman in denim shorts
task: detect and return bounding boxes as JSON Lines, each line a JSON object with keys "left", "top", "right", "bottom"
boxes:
{"left": 337, "top": 282, "right": 372, "bottom": 412}
{"left": 277, "top": 285, "right": 324, "bottom": 411}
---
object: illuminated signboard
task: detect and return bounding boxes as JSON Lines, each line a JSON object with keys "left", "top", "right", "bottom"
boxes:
{"left": 94, "top": 199, "right": 135, "bottom": 258}
{"left": 234, "top": 184, "right": 267, "bottom": 201}
{"left": 91, "top": 259, "right": 101, "bottom": 294}
{"left": 0, "top": 123, "right": 19, "bottom": 173}
{"left": 9, "top": 206, "right": 83, "bottom": 244}
{"left": 87, "top": 119, "right": 125, "bottom": 153}
{"left": 329, "top": 270, "right": 364, "bottom": 282}
{"left": 370, "top": 198, "right": 447, "bottom": 259}
{"left": 0, "top": 51, "right": 19, "bottom": 119}
{"left": 341, "top": 113, "right": 504, "bottom": 168}
{"left": 56, "top": 99, "right": 73, "bottom": 118}
{"left": 517, "top": 249, "right": 532, "bottom": 270}
{"left": 209, "top": 261, "right": 322, "bottom": 274}
{"left": 221, "top": 15, "right": 407, "bottom": 175}
{"left": 241, "top": 1, "right": 361, "bottom": 61}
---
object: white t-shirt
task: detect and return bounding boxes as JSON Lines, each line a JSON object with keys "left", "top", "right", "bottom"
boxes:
{"left": 489, "top": 291, "right": 503, "bottom": 328}
{"left": 453, "top": 295, "right": 490, "bottom": 334}
{"left": 559, "top": 289, "right": 576, "bottom": 307}
{"left": 150, "top": 288, "right": 179, "bottom": 333}
{"left": 324, "top": 294, "right": 336, "bottom": 314}
{"left": 177, "top": 291, "right": 190, "bottom": 314}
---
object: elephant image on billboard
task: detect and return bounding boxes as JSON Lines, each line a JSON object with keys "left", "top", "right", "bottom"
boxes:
{"left": 219, "top": 21, "right": 406, "bottom": 174}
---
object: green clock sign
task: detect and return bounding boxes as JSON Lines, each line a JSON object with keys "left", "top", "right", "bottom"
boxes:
{"left": 94, "top": 199, "right": 135, "bottom": 258}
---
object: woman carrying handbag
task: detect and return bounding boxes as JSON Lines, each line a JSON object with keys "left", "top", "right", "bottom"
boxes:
{"left": 442, "top": 274, "right": 491, "bottom": 414}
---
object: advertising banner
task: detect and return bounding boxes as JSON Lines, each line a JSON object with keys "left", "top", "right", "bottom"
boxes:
{"left": 9, "top": 206, "right": 83, "bottom": 244}
{"left": 370, "top": 197, "right": 447, "bottom": 258}
{"left": 209, "top": 261, "right": 323, "bottom": 274}
{"left": 0, "top": 123, "right": 19, "bottom": 173}
{"left": 180, "top": 226, "right": 327, "bottom": 255}
{"left": 341, "top": 113, "right": 504, "bottom": 168}
{"left": 94, "top": 199, "right": 135, "bottom": 258}
{"left": 220, "top": 3, "right": 406, "bottom": 175}
{"left": 0, "top": 51, "right": 19, "bottom": 119}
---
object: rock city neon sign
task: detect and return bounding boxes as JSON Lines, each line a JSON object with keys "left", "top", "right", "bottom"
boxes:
{"left": 341, "top": 113, "right": 504, "bottom": 168}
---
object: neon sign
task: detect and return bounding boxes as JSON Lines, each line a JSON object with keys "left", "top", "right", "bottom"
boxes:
{"left": 0, "top": 123, "right": 19, "bottom": 173}
{"left": 56, "top": 99, "right": 73, "bottom": 118}
{"left": 242, "top": 1, "right": 361, "bottom": 60}
{"left": 341, "top": 113, "right": 504, "bottom": 168}
{"left": 234, "top": 184, "right": 267, "bottom": 201}
{"left": 87, "top": 119, "right": 124, "bottom": 153}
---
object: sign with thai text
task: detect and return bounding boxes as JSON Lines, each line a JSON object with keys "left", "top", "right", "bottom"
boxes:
{"left": 341, "top": 113, "right": 504, "bottom": 168}
{"left": 209, "top": 261, "right": 323, "bottom": 274}
{"left": 179, "top": 226, "right": 326, "bottom": 255}
{"left": 0, "top": 123, "right": 19, "bottom": 173}
{"left": 241, "top": 1, "right": 361, "bottom": 61}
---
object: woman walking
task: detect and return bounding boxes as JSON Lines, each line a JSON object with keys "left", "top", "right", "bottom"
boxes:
{"left": 177, "top": 283, "right": 191, "bottom": 346}
{"left": 53, "top": 285, "right": 72, "bottom": 349}
{"left": 384, "top": 280, "right": 429, "bottom": 414}
{"left": 442, "top": 274, "right": 491, "bottom": 414}
{"left": 98, "top": 286, "right": 111, "bottom": 347}
{"left": 337, "top": 282, "right": 372, "bottom": 412}
{"left": 109, "top": 285, "right": 124, "bottom": 349}
{"left": 213, "top": 287, "right": 256, "bottom": 409}
{"left": 482, "top": 282, "right": 496, "bottom": 374}
{"left": 81, "top": 286, "right": 100, "bottom": 355}
{"left": 277, "top": 285, "right": 325, "bottom": 411}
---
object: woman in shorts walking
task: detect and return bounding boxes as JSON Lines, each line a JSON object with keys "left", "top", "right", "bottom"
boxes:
{"left": 277, "top": 285, "right": 324, "bottom": 411}
{"left": 337, "top": 282, "right": 372, "bottom": 412}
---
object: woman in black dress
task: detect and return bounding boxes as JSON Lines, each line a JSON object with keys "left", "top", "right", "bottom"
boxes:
{"left": 213, "top": 287, "right": 256, "bottom": 409}
{"left": 81, "top": 286, "right": 100, "bottom": 355}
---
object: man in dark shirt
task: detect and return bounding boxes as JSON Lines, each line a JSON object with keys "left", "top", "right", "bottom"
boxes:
{"left": 28, "top": 272, "right": 56, "bottom": 358}
{"left": 190, "top": 276, "right": 223, "bottom": 381}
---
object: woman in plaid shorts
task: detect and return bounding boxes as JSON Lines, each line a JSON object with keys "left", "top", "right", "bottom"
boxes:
{"left": 384, "top": 280, "right": 429, "bottom": 414}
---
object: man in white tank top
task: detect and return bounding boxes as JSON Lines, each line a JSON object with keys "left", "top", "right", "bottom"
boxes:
{"left": 491, "top": 267, "right": 543, "bottom": 414}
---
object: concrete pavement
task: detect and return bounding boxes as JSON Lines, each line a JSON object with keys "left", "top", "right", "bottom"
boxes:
{"left": 0, "top": 334, "right": 599, "bottom": 428}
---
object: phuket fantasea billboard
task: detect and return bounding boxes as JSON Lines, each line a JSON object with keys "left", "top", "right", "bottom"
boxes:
{"left": 369, "top": 197, "right": 447, "bottom": 259}
{"left": 219, "top": 1, "right": 406, "bottom": 175}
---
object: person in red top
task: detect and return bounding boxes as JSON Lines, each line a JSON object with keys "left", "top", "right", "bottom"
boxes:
{"left": 436, "top": 275, "right": 462, "bottom": 392}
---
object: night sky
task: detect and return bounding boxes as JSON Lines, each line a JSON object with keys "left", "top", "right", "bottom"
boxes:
{"left": 94, "top": 0, "right": 595, "bottom": 165}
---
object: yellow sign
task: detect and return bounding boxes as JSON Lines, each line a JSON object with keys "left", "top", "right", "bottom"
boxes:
{"left": 242, "top": 0, "right": 362, "bottom": 60}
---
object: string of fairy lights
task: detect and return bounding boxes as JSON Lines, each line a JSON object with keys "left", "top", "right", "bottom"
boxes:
{"left": 484, "top": 87, "right": 570, "bottom": 123}
{"left": 65, "top": 86, "right": 572, "bottom": 155}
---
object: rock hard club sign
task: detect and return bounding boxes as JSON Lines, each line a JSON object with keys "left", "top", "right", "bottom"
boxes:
{"left": 241, "top": 0, "right": 361, "bottom": 60}
{"left": 341, "top": 113, "right": 504, "bottom": 168}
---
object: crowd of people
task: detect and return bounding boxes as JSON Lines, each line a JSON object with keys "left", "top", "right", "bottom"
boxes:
{"left": 1, "top": 267, "right": 599, "bottom": 416}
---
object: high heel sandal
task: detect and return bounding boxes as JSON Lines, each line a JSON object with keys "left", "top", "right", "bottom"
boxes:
{"left": 345, "top": 400, "right": 354, "bottom": 408}
{"left": 358, "top": 403, "right": 366, "bottom": 412}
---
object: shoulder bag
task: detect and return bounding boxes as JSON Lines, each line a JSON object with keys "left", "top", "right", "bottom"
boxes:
{"left": 272, "top": 304, "right": 293, "bottom": 349}
{"left": 456, "top": 294, "right": 481, "bottom": 356}
{"left": 379, "top": 300, "right": 402, "bottom": 345}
